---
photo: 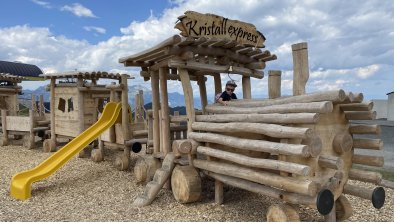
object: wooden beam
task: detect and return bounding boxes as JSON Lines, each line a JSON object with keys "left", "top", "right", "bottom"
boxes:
{"left": 150, "top": 71, "right": 160, "bottom": 154}
{"left": 178, "top": 69, "right": 195, "bottom": 133}
{"left": 353, "top": 138, "right": 383, "bottom": 150}
{"left": 159, "top": 68, "right": 171, "bottom": 154}
{"left": 353, "top": 154, "right": 384, "bottom": 167}
{"left": 213, "top": 73, "right": 222, "bottom": 96}
{"left": 194, "top": 159, "right": 317, "bottom": 196}
{"left": 195, "top": 113, "right": 320, "bottom": 124}
{"left": 349, "top": 124, "right": 381, "bottom": 135}
{"left": 197, "top": 76, "right": 208, "bottom": 114}
{"left": 188, "top": 132, "right": 310, "bottom": 157}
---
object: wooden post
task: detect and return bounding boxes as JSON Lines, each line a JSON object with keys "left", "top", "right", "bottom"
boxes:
{"left": 268, "top": 70, "right": 281, "bottom": 99}
{"left": 39, "top": 94, "right": 44, "bottom": 116}
{"left": 215, "top": 180, "right": 224, "bottom": 204}
{"left": 77, "top": 77, "right": 86, "bottom": 157}
{"left": 121, "top": 74, "right": 131, "bottom": 141}
{"left": 179, "top": 69, "right": 195, "bottom": 133}
{"left": 159, "top": 68, "right": 171, "bottom": 154}
{"left": 174, "top": 111, "right": 181, "bottom": 139}
{"left": 31, "top": 94, "right": 36, "bottom": 113}
{"left": 1, "top": 109, "right": 8, "bottom": 146}
{"left": 197, "top": 76, "right": 208, "bottom": 114}
{"left": 242, "top": 76, "right": 251, "bottom": 99}
{"left": 213, "top": 73, "right": 222, "bottom": 96}
{"left": 28, "top": 109, "right": 36, "bottom": 149}
{"left": 292, "top": 42, "right": 309, "bottom": 96}
{"left": 50, "top": 78, "right": 56, "bottom": 145}
{"left": 109, "top": 83, "right": 116, "bottom": 143}
{"left": 151, "top": 71, "right": 160, "bottom": 154}
{"left": 324, "top": 202, "right": 336, "bottom": 222}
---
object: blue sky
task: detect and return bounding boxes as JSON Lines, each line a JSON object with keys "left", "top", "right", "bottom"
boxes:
{"left": 0, "top": 0, "right": 393, "bottom": 100}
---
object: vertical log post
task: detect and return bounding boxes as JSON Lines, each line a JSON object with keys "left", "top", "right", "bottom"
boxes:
{"left": 197, "top": 76, "right": 208, "bottom": 114}
{"left": 151, "top": 71, "right": 160, "bottom": 154}
{"left": 213, "top": 73, "right": 222, "bottom": 97}
{"left": 159, "top": 68, "right": 171, "bottom": 154}
{"left": 242, "top": 76, "right": 252, "bottom": 99}
{"left": 1, "top": 109, "right": 8, "bottom": 146}
{"left": 109, "top": 82, "right": 116, "bottom": 143}
{"left": 77, "top": 77, "right": 87, "bottom": 157}
{"left": 28, "top": 109, "right": 36, "bottom": 149}
{"left": 179, "top": 69, "right": 195, "bottom": 133}
{"left": 174, "top": 111, "right": 181, "bottom": 139}
{"left": 31, "top": 94, "right": 36, "bottom": 113}
{"left": 139, "top": 90, "right": 145, "bottom": 122}
{"left": 268, "top": 70, "right": 282, "bottom": 99}
{"left": 215, "top": 180, "right": 224, "bottom": 204}
{"left": 292, "top": 42, "right": 309, "bottom": 96}
{"left": 39, "top": 94, "right": 44, "bottom": 116}
{"left": 50, "top": 78, "right": 56, "bottom": 146}
{"left": 121, "top": 74, "right": 131, "bottom": 141}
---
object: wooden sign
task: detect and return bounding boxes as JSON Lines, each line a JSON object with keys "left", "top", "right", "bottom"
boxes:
{"left": 175, "top": 11, "right": 266, "bottom": 48}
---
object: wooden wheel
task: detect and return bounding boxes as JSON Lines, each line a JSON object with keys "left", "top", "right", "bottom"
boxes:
{"left": 134, "top": 156, "right": 161, "bottom": 183}
{"left": 23, "top": 135, "right": 35, "bottom": 149}
{"left": 171, "top": 165, "right": 201, "bottom": 203}
{"left": 91, "top": 149, "right": 104, "bottom": 162}
{"left": 115, "top": 155, "right": 130, "bottom": 171}
{"left": 335, "top": 195, "right": 353, "bottom": 221}
{"left": 43, "top": 139, "right": 56, "bottom": 152}
{"left": 266, "top": 204, "right": 300, "bottom": 222}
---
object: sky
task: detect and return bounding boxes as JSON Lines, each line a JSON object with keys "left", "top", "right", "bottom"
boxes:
{"left": 0, "top": 0, "right": 393, "bottom": 100}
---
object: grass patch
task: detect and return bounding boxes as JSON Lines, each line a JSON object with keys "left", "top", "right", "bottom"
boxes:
{"left": 353, "top": 164, "right": 394, "bottom": 181}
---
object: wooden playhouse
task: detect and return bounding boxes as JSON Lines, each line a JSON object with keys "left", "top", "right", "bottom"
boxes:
{"left": 0, "top": 73, "right": 49, "bottom": 148}
{"left": 118, "top": 11, "right": 389, "bottom": 221}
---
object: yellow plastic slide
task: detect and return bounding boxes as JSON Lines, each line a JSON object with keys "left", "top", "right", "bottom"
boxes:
{"left": 10, "top": 102, "right": 122, "bottom": 200}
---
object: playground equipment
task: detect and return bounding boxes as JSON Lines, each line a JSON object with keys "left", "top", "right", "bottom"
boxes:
{"left": 0, "top": 73, "right": 49, "bottom": 148}
{"left": 10, "top": 102, "right": 122, "bottom": 200}
{"left": 40, "top": 71, "right": 127, "bottom": 153}
{"left": 117, "top": 11, "right": 387, "bottom": 221}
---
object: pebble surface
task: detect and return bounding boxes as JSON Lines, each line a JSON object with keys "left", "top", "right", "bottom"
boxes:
{"left": 0, "top": 145, "right": 392, "bottom": 221}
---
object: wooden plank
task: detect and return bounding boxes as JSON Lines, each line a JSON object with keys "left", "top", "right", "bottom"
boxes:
{"left": 5, "top": 116, "right": 30, "bottom": 131}
{"left": 195, "top": 113, "right": 320, "bottom": 124}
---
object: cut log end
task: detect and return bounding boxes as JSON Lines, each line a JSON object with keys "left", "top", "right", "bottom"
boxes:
{"left": 91, "top": 149, "right": 104, "bottom": 162}
{"left": 335, "top": 195, "right": 353, "bottom": 221}
{"left": 115, "top": 155, "right": 130, "bottom": 171}
{"left": 171, "top": 165, "right": 202, "bottom": 204}
{"left": 333, "top": 133, "right": 353, "bottom": 154}
{"left": 266, "top": 204, "right": 300, "bottom": 222}
{"left": 43, "top": 139, "right": 56, "bottom": 152}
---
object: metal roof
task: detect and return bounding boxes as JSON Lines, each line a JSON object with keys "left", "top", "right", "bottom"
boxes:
{"left": 0, "top": 61, "right": 43, "bottom": 77}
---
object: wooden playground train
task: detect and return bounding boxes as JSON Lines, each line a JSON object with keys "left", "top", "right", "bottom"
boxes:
{"left": 4, "top": 11, "right": 392, "bottom": 222}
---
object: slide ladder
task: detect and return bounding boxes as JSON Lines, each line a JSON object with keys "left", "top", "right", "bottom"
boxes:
{"left": 10, "top": 102, "right": 122, "bottom": 200}
{"left": 133, "top": 153, "right": 176, "bottom": 206}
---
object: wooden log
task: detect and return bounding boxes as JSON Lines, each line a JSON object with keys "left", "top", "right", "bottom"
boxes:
{"left": 205, "top": 171, "right": 321, "bottom": 207}
{"left": 189, "top": 132, "right": 309, "bottom": 157}
{"left": 196, "top": 113, "right": 320, "bottom": 124}
{"left": 197, "top": 146, "right": 310, "bottom": 176}
{"left": 197, "top": 76, "right": 208, "bottom": 114}
{"left": 213, "top": 73, "right": 222, "bottom": 96}
{"left": 324, "top": 201, "right": 336, "bottom": 222}
{"left": 50, "top": 78, "right": 56, "bottom": 145}
{"left": 77, "top": 77, "right": 85, "bottom": 134}
{"left": 215, "top": 180, "right": 224, "bottom": 204}
{"left": 343, "top": 184, "right": 385, "bottom": 209}
{"left": 302, "top": 135, "right": 323, "bottom": 157}
{"left": 245, "top": 62, "right": 266, "bottom": 69}
{"left": 1, "top": 110, "right": 8, "bottom": 146}
{"left": 242, "top": 76, "right": 251, "bottom": 99}
{"left": 171, "top": 165, "right": 201, "bottom": 203}
{"left": 179, "top": 69, "right": 195, "bottom": 133}
{"left": 32, "top": 127, "right": 49, "bottom": 132}
{"left": 267, "top": 204, "right": 301, "bottom": 222}
{"left": 345, "top": 111, "right": 376, "bottom": 120}
{"left": 39, "top": 94, "right": 44, "bottom": 116}
{"left": 353, "top": 138, "right": 383, "bottom": 150}
{"left": 335, "top": 195, "right": 353, "bottom": 221}
{"left": 227, "top": 90, "right": 346, "bottom": 107}
{"left": 339, "top": 102, "right": 373, "bottom": 111}
{"left": 349, "top": 168, "right": 382, "bottom": 184}
{"left": 172, "top": 139, "right": 192, "bottom": 154}
{"left": 150, "top": 71, "right": 160, "bottom": 154}
{"left": 121, "top": 74, "right": 131, "bottom": 141}
{"left": 353, "top": 154, "right": 384, "bottom": 167}
{"left": 380, "top": 179, "right": 394, "bottom": 190}
{"left": 194, "top": 159, "right": 317, "bottom": 196}
{"left": 292, "top": 42, "right": 309, "bottom": 96}
{"left": 159, "top": 68, "right": 171, "bottom": 154}
{"left": 268, "top": 70, "right": 281, "bottom": 99}
{"left": 132, "top": 130, "right": 148, "bottom": 137}
{"left": 333, "top": 133, "right": 353, "bottom": 154}
{"left": 191, "top": 122, "right": 313, "bottom": 139}
{"left": 206, "top": 101, "right": 333, "bottom": 114}
{"left": 352, "top": 93, "right": 364, "bottom": 103}
{"left": 36, "top": 120, "right": 50, "bottom": 126}
{"left": 318, "top": 155, "right": 344, "bottom": 170}
{"left": 349, "top": 124, "right": 380, "bottom": 135}
{"left": 170, "top": 115, "right": 188, "bottom": 123}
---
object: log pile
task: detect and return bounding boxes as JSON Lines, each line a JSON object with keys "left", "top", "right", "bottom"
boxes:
{"left": 179, "top": 89, "right": 386, "bottom": 217}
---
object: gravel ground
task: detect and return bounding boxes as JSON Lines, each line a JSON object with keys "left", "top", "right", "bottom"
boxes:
{"left": 0, "top": 145, "right": 393, "bottom": 221}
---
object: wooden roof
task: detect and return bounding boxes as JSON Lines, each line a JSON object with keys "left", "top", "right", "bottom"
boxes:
{"left": 119, "top": 35, "right": 276, "bottom": 79}
{"left": 40, "top": 71, "right": 132, "bottom": 80}
{"left": 0, "top": 73, "right": 25, "bottom": 83}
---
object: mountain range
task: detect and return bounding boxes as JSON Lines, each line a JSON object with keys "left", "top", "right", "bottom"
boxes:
{"left": 19, "top": 84, "right": 211, "bottom": 109}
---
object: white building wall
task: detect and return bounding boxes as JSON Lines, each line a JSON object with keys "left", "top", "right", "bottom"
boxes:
{"left": 372, "top": 99, "right": 388, "bottom": 119}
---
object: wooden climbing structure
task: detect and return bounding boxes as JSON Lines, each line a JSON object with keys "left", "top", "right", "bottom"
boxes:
{"left": 118, "top": 11, "right": 388, "bottom": 222}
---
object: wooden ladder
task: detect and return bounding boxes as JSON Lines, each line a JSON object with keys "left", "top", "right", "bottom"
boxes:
{"left": 133, "top": 153, "right": 176, "bottom": 207}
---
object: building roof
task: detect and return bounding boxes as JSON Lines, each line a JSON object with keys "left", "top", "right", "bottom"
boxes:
{"left": 387, "top": 91, "right": 394, "bottom": 95}
{"left": 0, "top": 73, "right": 25, "bottom": 83}
{"left": 0, "top": 61, "right": 43, "bottom": 77}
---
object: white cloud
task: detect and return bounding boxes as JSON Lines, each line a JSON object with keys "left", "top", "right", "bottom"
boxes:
{"left": 84, "top": 26, "right": 106, "bottom": 34}
{"left": 356, "top": 64, "right": 380, "bottom": 79}
{"left": 61, "top": 3, "right": 97, "bottom": 18}
{"left": 31, "top": 0, "right": 51, "bottom": 9}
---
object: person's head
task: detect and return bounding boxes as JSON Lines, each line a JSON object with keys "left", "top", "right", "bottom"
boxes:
{"left": 225, "top": 80, "right": 237, "bottom": 94}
